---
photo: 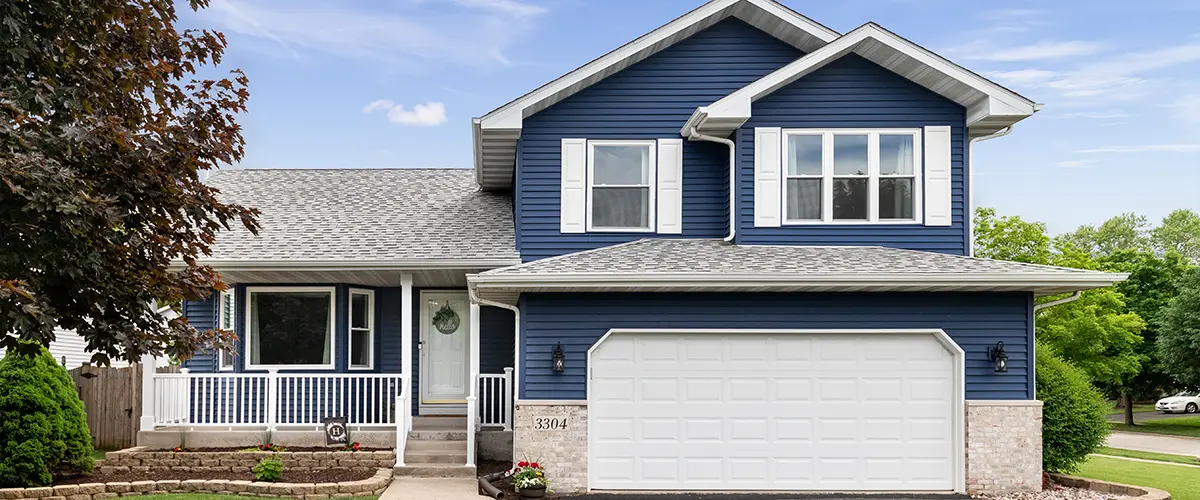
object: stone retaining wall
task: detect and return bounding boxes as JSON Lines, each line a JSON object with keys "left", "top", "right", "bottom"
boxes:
{"left": 100, "top": 448, "right": 395, "bottom": 474}
{"left": 1052, "top": 473, "right": 1171, "bottom": 500}
{"left": 0, "top": 468, "right": 392, "bottom": 500}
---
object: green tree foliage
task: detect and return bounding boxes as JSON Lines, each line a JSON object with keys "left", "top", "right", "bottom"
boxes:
{"left": 1036, "top": 289, "right": 1146, "bottom": 388}
{"left": 1152, "top": 209, "right": 1200, "bottom": 264}
{"left": 1037, "top": 343, "right": 1110, "bottom": 473}
{"left": 1156, "top": 270, "right": 1200, "bottom": 389}
{"left": 0, "top": 343, "right": 94, "bottom": 487}
{"left": 0, "top": 0, "right": 259, "bottom": 363}
{"left": 1056, "top": 213, "right": 1153, "bottom": 258}
{"left": 973, "top": 207, "right": 1051, "bottom": 264}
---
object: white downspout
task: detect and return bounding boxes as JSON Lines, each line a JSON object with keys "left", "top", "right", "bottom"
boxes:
{"left": 1034, "top": 291, "right": 1082, "bottom": 312}
{"left": 968, "top": 126, "right": 1013, "bottom": 256}
{"left": 467, "top": 285, "right": 521, "bottom": 405}
{"left": 687, "top": 126, "right": 736, "bottom": 242}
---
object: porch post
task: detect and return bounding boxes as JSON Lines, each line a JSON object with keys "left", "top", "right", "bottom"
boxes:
{"left": 467, "top": 302, "right": 480, "bottom": 467}
{"left": 400, "top": 273, "right": 413, "bottom": 418}
{"left": 139, "top": 353, "right": 157, "bottom": 431}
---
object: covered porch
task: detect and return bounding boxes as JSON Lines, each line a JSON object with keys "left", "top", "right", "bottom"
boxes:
{"left": 139, "top": 264, "right": 519, "bottom": 467}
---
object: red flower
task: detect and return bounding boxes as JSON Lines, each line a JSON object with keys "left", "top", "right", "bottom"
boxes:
{"left": 518, "top": 461, "right": 529, "bottom": 467}
{"left": 531, "top": 462, "right": 539, "bottom": 469}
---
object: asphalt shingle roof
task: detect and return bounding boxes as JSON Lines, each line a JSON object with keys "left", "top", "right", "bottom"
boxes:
{"left": 204, "top": 168, "right": 517, "bottom": 262}
{"left": 480, "top": 238, "right": 1109, "bottom": 277}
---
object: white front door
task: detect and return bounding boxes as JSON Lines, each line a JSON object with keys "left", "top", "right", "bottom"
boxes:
{"left": 420, "top": 291, "right": 471, "bottom": 407}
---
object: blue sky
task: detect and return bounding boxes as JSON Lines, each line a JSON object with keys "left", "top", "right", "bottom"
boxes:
{"left": 181, "top": 0, "right": 1200, "bottom": 234}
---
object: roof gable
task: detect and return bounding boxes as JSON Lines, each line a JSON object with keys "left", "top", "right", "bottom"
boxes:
{"left": 684, "top": 23, "right": 1040, "bottom": 139}
{"left": 472, "top": 0, "right": 839, "bottom": 190}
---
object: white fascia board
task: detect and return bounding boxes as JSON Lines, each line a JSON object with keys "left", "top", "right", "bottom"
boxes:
{"left": 701, "top": 23, "right": 1037, "bottom": 129}
{"left": 470, "top": 271, "right": 1129, "bottom": 288}
{"left": 477, "top": 0, "right": 839, "bottom": 134}
{"left": 183, "top": 258, "right": 523, "bottom": 271}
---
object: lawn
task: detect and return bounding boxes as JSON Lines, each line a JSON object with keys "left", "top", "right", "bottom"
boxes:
{"left": 127, "top": 496, "right": 377, "bottom": 500}
{"left": 1097, "top": 447, "right": 1200, "bottom": 465}
{"left": 1075, "top": 455, "right": 1200, "bottom": 500}
{"left": 1111, "top": 416, "right": 1200, "bottom": 437}
{"left": 91, "top": 449, "right": 110, "bottom": 461}
{"left": 1109, "top": 402, "right": 1157, "bottom": 414}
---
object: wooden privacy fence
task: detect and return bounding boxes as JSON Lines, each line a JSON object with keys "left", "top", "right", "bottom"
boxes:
{"left": 69, "top": 364, "right": 178, "bottom": 450}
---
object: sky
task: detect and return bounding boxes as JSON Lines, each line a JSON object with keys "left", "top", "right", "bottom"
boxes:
{"left": 179, "top": 0, "right": 1200, "bottom": 235}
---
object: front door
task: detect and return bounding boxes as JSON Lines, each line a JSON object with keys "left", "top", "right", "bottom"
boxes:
{"left": 419, "top": 291, "right": 470, "bottom": 410}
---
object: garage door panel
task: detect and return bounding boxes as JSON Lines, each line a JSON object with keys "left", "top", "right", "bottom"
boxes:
{"left": 589, "top": 332, "right": 958, "bottom": 491}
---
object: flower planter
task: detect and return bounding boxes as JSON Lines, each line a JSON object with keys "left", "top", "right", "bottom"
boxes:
{"left": 518, "top": 485, "right": 546, "bottom": 499}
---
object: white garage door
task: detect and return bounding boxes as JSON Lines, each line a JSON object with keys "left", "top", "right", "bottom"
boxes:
{"left": 588, "top": 330, "right": 961, "bottom": 491}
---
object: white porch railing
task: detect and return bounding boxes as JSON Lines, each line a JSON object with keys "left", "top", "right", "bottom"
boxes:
{"left": 478, "top": 368, "right": 514, "bottom": 430}
{"left": 151, "top": 370, "right": 406, "bottom": 428}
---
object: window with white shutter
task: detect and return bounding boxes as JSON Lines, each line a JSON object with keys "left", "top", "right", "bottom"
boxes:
{"left": 923, "top": 125, "right": 953, "bottom": 227}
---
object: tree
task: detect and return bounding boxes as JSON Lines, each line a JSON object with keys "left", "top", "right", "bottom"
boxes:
{"left": 1036, "top": 288, "right": 1146, "bottom": 389}
{"left": 973, "top": 207, "right": 1051, "bottom": 264}
{"left": 1, "top": 0, "right": 258, "bottom": 364}
{"left": 1056, "top": 213, "right": 1153, "bottom": 258}
{"left": 1156, "top": 270, "right": 1200, "bottom": 389}
{"left": 1152, "top": 209, "right": 1200, "bottom": 264}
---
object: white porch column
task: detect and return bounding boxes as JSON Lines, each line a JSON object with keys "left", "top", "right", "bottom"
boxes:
{"left": 467, "top": 302, "right": 480, "bottom": 467}
{"left": 400, "top": 273, "right": 413, "bottom": 419}
{"left": 139, "top": 353, "right": 157, "bottom": 431}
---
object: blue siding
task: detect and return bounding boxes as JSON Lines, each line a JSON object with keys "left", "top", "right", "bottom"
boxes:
{"left": 737, "top": 55, "right": 971, "bottom": 255}
{"left": 517, "top": 19, "right": 802, "bottom": 261}
{"left": 182, "top": 294, "right": 217, "bottom": 372}
{"left": 519, "top": 292, "right": 1034, "bottom": 400}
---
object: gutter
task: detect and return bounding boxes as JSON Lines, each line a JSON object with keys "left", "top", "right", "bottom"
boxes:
{"left": 467, "top": 282, "right": 522, "bottom": 403}
{"left": 470, "top": 271, "right": 1128, "bottom": 287}
{"left": 685, "top": 122, "right": 737, "bottom": 242}
{"left": 177, "top": 258, "right": 524, "bottom": 271}
{"left": 967, "top": 126, "right": 1014, "bottom": 257}
{"left": 1034, "top": 291, "right": 1082, "bottom": 312}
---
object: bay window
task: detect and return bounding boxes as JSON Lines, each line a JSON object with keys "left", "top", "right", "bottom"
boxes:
{"left": 783, "top": 129, "right": 922, "bottom": 224}
{"left": 245, "top": 287, "right": 335, "bottom": 370}
{"left": 348, "top": 289, "right": 375, "bottom": 370}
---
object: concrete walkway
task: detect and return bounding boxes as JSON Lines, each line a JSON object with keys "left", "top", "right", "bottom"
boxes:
{"left": 1107, "top": 431, "right": 1200, "bottom": 456}
{"left": 380, "top": 477, "right": 479, "bottom": 500}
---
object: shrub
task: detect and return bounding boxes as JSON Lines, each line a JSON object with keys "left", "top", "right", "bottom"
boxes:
{"left": 0, "top": 342, "right": 94, "bottom": 487}
{"left": 253, "top": 457, "right": 284, "bottom": 482}
{"left": 1037, "top": 342, "right": 1109, "bottom": 473}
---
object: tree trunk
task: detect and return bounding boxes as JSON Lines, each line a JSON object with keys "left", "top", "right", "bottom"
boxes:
{"left": 1123, "top": 393, "right": 1135, "bottom": 426}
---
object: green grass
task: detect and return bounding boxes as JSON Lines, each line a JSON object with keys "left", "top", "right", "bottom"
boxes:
{"left": 1075, "top": 455, "right": 1200, "bottom": 500}
{"left": 127, "top": 495, "right": 377, "bottom": 500}
{"left": 91, "top": 449, "right": 110, "bottom": 460}
{"left": 1111, "top": 416, "right": 1200, "bottom": 437}
{"left": 1109, "top": 402, "right": 1157, "bottom": 414}
{"left": 1096, "top": 447, "right": 1200, "bottom": 465}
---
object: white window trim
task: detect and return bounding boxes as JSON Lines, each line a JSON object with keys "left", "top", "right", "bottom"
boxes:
{"left": 244, "top": 286, "right": 337, "bottom": 371}
{"left": 781, "top": 128, "right": 923, "bottom": 225}
{"left": 348, "top": 288, "right": 375, "bottom": 371}
{"left": 585, "top": 139, "right": 658, "bottom": 233}
{"left": 216, "top": 291, "right": 236, "bottom": 371}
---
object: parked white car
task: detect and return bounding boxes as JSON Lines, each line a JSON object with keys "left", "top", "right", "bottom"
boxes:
{"left": 1156, "top": 391, "right": 1200, "bottom": 414}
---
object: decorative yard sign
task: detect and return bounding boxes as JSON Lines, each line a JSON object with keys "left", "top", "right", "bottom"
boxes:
{"left": 324, "top": 416, "right": 349, "bottom": 446}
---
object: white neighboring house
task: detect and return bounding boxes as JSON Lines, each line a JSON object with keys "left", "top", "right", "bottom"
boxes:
{"left": 2, "top": 306, "right": 178, "bottom": 369}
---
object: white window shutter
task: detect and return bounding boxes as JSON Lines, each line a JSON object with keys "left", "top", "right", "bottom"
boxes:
{"left": 924, "top": 126, "right": 953, "bottom": 227}
{"left": 560, "top": 138, "right": 587, "bottom": 234}
{"left": 754, "top": 127, "right": 783, "bottom": 227}
{"left": 656, "top": 138, "right": 684, "bottom": 234}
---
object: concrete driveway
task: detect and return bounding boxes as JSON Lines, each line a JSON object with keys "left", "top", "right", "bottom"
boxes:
{"left": 1107, "top": 431, "right": 1200, "bottom": 456}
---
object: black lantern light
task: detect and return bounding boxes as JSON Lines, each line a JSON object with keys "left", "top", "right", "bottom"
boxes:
{"left": 552, "top": 343, "right": 566, "bottom": 373}
{"left": 988, "top": 341, "right": 1009, "bottom": 373}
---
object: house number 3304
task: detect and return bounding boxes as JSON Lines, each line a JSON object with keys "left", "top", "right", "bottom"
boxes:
{"left": 534, "top": 417, "right": 568, "bottom": 430}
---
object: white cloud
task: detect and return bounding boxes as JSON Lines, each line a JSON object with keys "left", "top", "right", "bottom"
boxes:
{"left": 1077, "top": 144, "right": 1200, "bottom": 153}
{"left": 363, "top": 100, "right": 448, "bottom": 126}
{"left": 1043, "top": 110, "right": 1130, "bottom": 120}
{"left": 201, "top": 0, "right": 547, "bottom": 68}
{"left": 986, "top": 42, "right": 1200, "bottom": 104}
{"left": 954, "top": 40, "right": 1103, "bottom": 62}
{"left": 1054, "top": 160, "right": 1097, "bottom": 168}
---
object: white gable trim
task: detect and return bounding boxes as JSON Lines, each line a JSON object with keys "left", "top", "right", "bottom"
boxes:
{"left": 687, "top": 23, "right": 1039, "bottom": 138}
{"left": 473, "top": 0, "right": 839, "bottom": 189}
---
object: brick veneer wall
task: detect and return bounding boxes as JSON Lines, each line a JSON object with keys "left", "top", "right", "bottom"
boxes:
{"left": 0, "top": 468, "right": 392, "bottom": 500}
{"left": 965, "top": 400, "right": 1044, "bottom": 495}
{"left": 513, "top": 402, "right": 588, "bottom": 494}
{"left": 100, "top": 448, "right": 395, "bottom": 473}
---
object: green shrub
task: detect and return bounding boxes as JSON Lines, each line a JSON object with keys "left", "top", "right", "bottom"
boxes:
{"left": 0, "top": 342, "right": 94, "bottom": 487}
{"left": 253, "top": 457, "right": 283, "bottom": 482}
{"left": 1037, "top": 342, "right": 1109, "bottom": 473}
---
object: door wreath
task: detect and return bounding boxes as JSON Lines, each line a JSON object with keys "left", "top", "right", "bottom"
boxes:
{"left": 433, "top": 301, "right": 461, "bottom": 334}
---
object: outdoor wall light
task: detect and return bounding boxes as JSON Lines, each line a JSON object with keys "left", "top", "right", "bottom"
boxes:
{"left": 988, "top": 341, "right": 1009, "bottom": 373}
{"left": 552, "top": 343, "right": 566, "bottom": 373}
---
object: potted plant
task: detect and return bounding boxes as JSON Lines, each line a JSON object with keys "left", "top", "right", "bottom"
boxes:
{"left": 507, "top": 460, "right": 548, "bottom": 499}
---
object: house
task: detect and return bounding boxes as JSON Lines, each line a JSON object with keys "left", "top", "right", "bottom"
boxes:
{"left": 1, "top": 329, "right": 133, "bottom": 369}
{"left": 139, "top": 0, "right": 1127, "bottom": 495}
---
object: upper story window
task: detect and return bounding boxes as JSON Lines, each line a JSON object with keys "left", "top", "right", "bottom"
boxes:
{"left": 245, "top": 286, "right": 335, "bottom": 370}
{"left": 782, "top": 129, "right": 922, "bottom": 224}
{"left": 587, "top": 140, "right": 657, "bottom": 232}
{"left": 348, "top": 289, "right": 375, "bottom": 370}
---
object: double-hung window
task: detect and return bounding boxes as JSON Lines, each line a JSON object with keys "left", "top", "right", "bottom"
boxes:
{"left": 348, "top": 289, "right": 375, "bottom": 370}
{"left": 587, "top": 140, "right": 656, "bottom": 231}
{"left": 216, "top": 291, "right": 235, "bottom": 371}
{"left": 782, "top": 129, "right": 921, "bottom": 224}
{"left": 245, "top": 287, "right": 335, "bottom": 370}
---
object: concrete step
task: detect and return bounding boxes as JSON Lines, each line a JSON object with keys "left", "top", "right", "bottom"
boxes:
{"left": 394, "top": 464, "right": 477, "bottom": 478}
{"left": 405, "top": 439, "right": 467, "bottom": 453}
{"left": 409, "top": 430, "right": 468, "bottom": 441}
{"left": 411, "top": 416, "right": 467, "bottom": 430}
{"left": 403, "top": 450, "right": 468, "bottom": 464}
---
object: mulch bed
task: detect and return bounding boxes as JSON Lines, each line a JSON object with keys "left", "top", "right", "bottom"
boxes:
{"left": 184, "top": 447, "right": 388, "bottom": 453}
{"left": 55, "top": 467, "right": 375, "bottom": 485}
